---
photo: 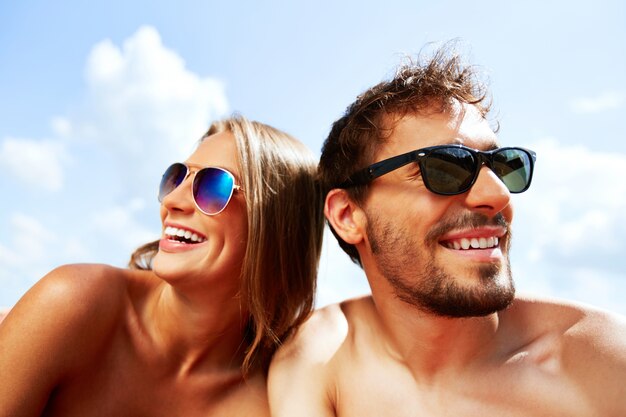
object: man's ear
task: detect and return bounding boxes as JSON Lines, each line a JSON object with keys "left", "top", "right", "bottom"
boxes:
{"left": 324, "top": 189, "right": 365, "bottom": 245}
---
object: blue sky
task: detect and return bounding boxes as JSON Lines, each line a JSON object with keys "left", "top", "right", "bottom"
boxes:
{"left": 1, "top": 0, "right": 625, "bottom": 314}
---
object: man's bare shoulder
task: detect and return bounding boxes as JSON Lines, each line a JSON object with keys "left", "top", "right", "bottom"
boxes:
{"left": 268, "top": 296, "right": 375, "bottom": 417}
{"left": 506, "top": 294, "right": 625, "bottom": 331}
{"left": 504, "top": 295, "right": 626, "bottom": 348}
{"left": 273, "top": 295, "right": 373, "bottom": 364}
{"left": 505, "top": 295, "right": 626, "bottom": 414}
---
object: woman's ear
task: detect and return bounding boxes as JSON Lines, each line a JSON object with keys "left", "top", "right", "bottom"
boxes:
{"left": 324, "top": 189, "right": 365, "bottom": 245}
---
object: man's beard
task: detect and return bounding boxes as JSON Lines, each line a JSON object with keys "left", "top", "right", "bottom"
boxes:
{"left": 366, "top": 211, "right": 515, "bottom": 318}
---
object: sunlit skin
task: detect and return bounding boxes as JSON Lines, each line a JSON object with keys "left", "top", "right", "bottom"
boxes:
{"left": 0, "top": 132, "right": 269, "bottom": 417}
{"left": 269, "top": 104, "right": 626, "bottom": 417}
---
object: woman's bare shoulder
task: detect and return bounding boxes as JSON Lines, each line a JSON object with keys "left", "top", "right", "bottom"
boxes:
{"left": 2, "top": 264, "right": 143, "bottom": 338}
{"left": 0, "top": 308, "right": 8, "bottom": 324}
{"left": 33, "top": 263, "right": 129, "bottom": 307}
{"left": 0, "top": 264, "right": 152, "bottom": 414}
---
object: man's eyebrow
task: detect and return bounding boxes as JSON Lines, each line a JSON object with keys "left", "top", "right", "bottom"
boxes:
{"left": 449, "top": 138, "right": 500, "bottom": 150}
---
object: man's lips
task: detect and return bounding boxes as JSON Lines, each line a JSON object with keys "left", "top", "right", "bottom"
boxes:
{"left": 442, "top": 236, "right": 499, "bottom": 250}
{"left": 438, "top": 227, "right": 507, "bottom": 251}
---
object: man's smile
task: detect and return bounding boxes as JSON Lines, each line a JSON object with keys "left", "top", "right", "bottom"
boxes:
{"left": 442, "top": 236, "right": 499, "bottom": 250}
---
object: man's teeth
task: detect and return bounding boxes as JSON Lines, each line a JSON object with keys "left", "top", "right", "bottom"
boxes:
{"left": 445, "top": 236, "right": 499, "bottom": 250}
{"left": 164, "top": 226, "right": 206, "bottom": 243}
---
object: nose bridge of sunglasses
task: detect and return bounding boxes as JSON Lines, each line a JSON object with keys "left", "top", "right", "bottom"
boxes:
{"left": 173, "top": 168, "right": 194, "bottom": 193}
{"left": 474, "top": 151, "right": 490, "bottom": 167}
{"left": 164, "top": 168, "right": 196, "bottom": 202}
{"left": 465, "top": 150, "right": 493, "bottom": 178}
{"left": 476, "top": 160, "right": 512, "bottom": 193}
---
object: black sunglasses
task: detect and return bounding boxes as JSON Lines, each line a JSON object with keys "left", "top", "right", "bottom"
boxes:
{"left": 158, "top": 162, "right": 242, "bottom": 215}
{"left": 338, "top": 145, "right": 536, "bottom": 195}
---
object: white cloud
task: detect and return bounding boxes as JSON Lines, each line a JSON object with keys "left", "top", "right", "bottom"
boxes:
{"left": 0, "top": 211, "right": 100, "bottom": 306}
{"left": 50, "top": 117, "right": 72, "bottom": 137}
{"left": 0, "top": 137, "right": 68, "bottom": 191}
{"left": 62, "top": 238, "right": 92, "bottom": 260}
{"left": 514, "top": 261, "right": 626, "bottom": 315}
{"left": 0, "top": 201, "right": 155, "bottom": 306}
{"left": 10, "top": 213, "right": 56, "bottom": 258}
{"left": 517, "top": 138, "right": 626, "bottom": 261}
{"left": 0, "top": 213, "right": 57, "bottom": 283}
{"left": 48, "top": 25, "right": 234, "bottom": 205}
{"left": 569, "top": 91, "right": 624, "bottom": 113}
{"left": 567, "top": 267, "right": 619, "bottom": 309}
{"left": 90, "top": 198, "right": 158, "bottom": 252}
{"left": 80, "top": 25, "right": 229, "bottom": 161}
{"left": 510, "top": 138, "right": 626, "bottom": 313}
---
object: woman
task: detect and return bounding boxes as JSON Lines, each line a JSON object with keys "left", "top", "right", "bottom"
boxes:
{"left": 0, "top": 116, "right": 324, "bottom": 416}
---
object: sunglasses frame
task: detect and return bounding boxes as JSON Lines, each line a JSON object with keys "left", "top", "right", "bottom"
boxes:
{"left": 338, "top": 144, "right": 537, "bottom": 195}
{"left": 158, "top": 162, "right": 242, "bottom": 215}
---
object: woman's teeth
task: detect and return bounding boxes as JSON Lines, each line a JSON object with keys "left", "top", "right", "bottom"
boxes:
{"left": 445, "top": 236, "right": 499, "bottom": 250}
{"left": 164, "top": 226, "right": 206, "bottom": 243}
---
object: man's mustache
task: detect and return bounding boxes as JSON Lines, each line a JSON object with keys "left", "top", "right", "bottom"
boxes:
{"left": 425, "top": 212, "right": 509, "bottom": 243}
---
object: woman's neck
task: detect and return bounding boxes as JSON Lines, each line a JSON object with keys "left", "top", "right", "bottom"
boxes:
{"left": 139, "top": 277, "right": 250, "bottom": 374}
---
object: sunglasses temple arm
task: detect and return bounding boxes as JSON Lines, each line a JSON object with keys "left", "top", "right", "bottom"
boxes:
{"left": 339, "top": 152, "right": 418, "bottom": 188}
{"left": 367, "top": 152, "right": 418, "bottom": 180}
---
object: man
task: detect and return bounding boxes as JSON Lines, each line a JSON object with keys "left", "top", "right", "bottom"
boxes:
{"left": 269, "top": 47, "right": 626, "bottom": 416}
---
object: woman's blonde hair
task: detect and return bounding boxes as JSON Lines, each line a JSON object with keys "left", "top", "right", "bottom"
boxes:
{"left": 129, "top": 115, "right": 324, "bottom": 374}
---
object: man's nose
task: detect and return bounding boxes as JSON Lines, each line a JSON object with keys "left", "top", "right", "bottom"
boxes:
{"left": 463, "top": 166, "right": 511, "bottom": 216}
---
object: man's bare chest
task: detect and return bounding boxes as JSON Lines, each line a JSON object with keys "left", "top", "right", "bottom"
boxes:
{"left": 333, "top": 361, "right": 589, "bottom": 417}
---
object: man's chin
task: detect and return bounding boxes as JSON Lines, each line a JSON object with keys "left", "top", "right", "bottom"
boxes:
{"left": 393, "top": 268, "right": 516, "bottom": 318}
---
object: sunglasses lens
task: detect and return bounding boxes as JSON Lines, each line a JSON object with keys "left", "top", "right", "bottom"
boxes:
{"left": 493, "top": 149, "right": 533, "bottom": 193}
{"left": 158, "top": 163, "right": 187, "bottom": 202}
{"left": 193, "top": 168, "right": 235, "bottom": 215}
{"left": 422, "top": 148, "right": 477, "bottom": 194}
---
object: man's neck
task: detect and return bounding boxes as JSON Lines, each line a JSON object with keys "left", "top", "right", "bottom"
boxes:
{"left": 370, "top": 290, "right": 504, "bottom": 381}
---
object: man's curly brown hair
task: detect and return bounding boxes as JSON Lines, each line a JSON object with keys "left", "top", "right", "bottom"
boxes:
{"left": 319, "top": 43, "right": 494, "bottom": 266}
